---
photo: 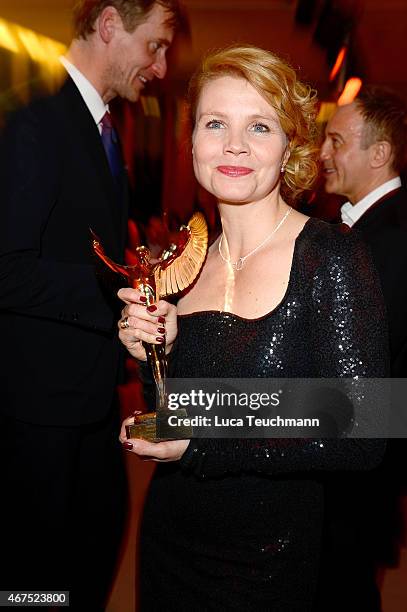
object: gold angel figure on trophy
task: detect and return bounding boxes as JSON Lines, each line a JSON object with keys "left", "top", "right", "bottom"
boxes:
{"left": 91, "top": 212, "right": 208, "bottom": 441}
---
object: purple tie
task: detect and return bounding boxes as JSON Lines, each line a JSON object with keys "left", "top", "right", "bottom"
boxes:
{"left": 100, "top": 112, "right": 123, "bottom": 179}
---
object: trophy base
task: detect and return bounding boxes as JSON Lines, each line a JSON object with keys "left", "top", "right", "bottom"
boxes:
{"left": 125, "top": 409, "right": 193, "bottom": 442}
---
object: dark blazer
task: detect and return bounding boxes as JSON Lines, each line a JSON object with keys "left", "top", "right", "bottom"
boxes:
{"left": 353, "top": 186, "right": 407, "bottom": 377}
{"left": 0, "top": 76, "right": 128, "bottom": 426}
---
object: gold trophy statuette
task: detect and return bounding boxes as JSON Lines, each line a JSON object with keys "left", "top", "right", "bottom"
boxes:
{"left": 92, "top": 212, "right": 208, "bottom": 442}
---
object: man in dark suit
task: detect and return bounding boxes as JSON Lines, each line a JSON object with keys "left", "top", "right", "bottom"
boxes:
{"left": 321, "top": 86, "right": 407, "bottom": 375}
{"left": 319, "top": 86, "right": 407, "bottom": 611}
{"left": 0, "top": 1, "right": 179, "bottom": 608}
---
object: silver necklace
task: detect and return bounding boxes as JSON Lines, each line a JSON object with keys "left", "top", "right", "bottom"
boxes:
{"left": 218, "top": 207, "right": 292, "bottom": 271}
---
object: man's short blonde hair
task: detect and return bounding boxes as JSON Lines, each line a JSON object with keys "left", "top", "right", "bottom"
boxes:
{"left": 72, "top": 0, "right": 180, "bottom": 39}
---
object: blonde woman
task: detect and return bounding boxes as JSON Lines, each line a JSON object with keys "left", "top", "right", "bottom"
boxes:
{"left": 118, "top": 46, "right": 387, "bottom": 611}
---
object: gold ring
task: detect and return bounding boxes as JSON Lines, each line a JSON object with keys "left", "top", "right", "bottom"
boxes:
{"left": 120, "top": 316, "right": 130, "bottom": 329}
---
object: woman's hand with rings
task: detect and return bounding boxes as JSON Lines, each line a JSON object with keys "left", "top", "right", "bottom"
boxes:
{"left": 119, "top": 414, "right": 190, "bottom": 462}
{"left": 117, "top": 287, "right": 178, "bottom": 360}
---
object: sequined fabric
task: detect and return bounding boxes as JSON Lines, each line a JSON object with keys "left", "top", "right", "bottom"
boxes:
{"left": 139, "top": 218, "right": 388, "bottom": 612}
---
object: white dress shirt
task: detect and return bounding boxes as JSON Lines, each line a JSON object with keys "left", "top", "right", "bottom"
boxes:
{"left": 59, "top": 56, "right": 108, "bottom": 133}
{"left": 340, "top": 177, "right": 402, "bottom": 227}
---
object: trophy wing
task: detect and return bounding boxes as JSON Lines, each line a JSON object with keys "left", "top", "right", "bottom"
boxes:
{"left": 156, "top": 212, "right": 208, "bottom": 297}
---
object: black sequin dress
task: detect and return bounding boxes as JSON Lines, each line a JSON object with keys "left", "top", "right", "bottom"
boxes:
{"left": 139, "top": 219, "right": 388, "bottom": 612}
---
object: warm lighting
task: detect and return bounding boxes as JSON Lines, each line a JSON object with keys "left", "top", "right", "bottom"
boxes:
{"left": 140, "top": 96, "right": 161, "bottom": 118}
{"left": 0, "top": 18, "right": 19, "bottom": 53}
{"left": 316, "top": 102, "right": 337, "bottom": 123}
{"left": 337, "top": 77, "right": 363, "bottom": 105}
{"left": 0, "top": 17, "right": 66, "bottom": 69}
{"left": 329, "top": 46, "right": 347, "bottom": 81}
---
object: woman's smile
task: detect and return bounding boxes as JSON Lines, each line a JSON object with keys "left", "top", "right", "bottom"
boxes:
{"left": 192, "top": 76, "right": 288, "bottom": 205}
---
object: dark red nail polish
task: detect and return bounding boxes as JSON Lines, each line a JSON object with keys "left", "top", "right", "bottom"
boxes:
{"left": 139, "top": 296, "right": 147, "bottom": 303}
{"left": 123, "top": 441, "right": 133, "bottom": 450}
{"left": 156, "top": 336, "right": 165, "bottom": 343}
{"left": 158, "top": 316, "right": 166, "bottom": 324}
{"left": 157, "top": 327, "right": 165, "bottom": 334}
{"left": 147, "top": 305, "right": 157, "bottom": 312}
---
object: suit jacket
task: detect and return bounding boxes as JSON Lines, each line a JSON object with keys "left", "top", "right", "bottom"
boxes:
{"left": 0, "top": 76, "right": 129, "bottom": 426}
{"left": 354, "top": 187, "right": 407, "bottom": 376}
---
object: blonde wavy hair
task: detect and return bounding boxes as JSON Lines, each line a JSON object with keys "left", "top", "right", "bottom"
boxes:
{"left": 188, "top": 45, "right": 319, "bottom": 202}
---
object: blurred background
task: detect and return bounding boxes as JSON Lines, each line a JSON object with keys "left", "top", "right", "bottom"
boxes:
{"left": 1, "top": 0, "right": 407, "bottom": 231}
{"left": 1, "top": 1, "right": 406, "bottom": 610}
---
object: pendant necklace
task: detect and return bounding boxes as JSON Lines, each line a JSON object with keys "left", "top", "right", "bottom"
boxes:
{"left": 218, "top": 207, "right": 292, "bottom": 271}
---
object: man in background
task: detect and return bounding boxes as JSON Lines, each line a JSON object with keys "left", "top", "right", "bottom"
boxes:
{"left": 319, "top": 86, "right": 407, "bottom": 611}
{"left": 321, "top": 86, "right": 407, "bottom": 375}
{"left": 0, "top": 1, "right": 179, "bottom": 608}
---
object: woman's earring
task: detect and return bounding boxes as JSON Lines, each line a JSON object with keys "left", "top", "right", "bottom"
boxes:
{"left": 280, "top": 165, "right": 285, "bottom": 173}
